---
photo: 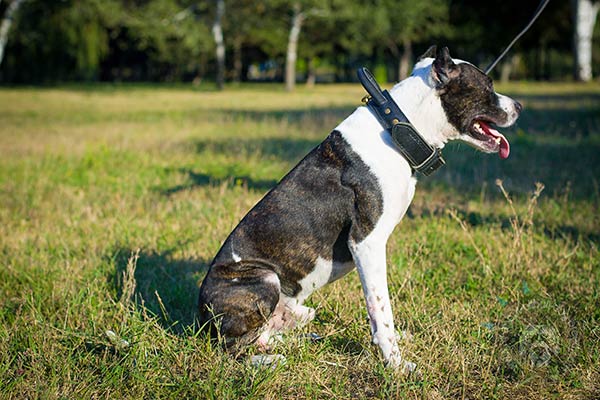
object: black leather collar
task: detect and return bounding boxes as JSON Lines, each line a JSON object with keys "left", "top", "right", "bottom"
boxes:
{"left": 357, "top": 67, "right": 445, "bottom": 176}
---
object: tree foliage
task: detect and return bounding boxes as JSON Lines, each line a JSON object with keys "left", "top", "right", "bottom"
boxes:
{"left": 0, "top": 0, "right": 597, "bottom": 83}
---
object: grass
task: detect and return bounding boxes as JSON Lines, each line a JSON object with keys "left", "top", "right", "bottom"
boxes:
{"left": 0, "top": 81, "right": 599, "bottom": 399}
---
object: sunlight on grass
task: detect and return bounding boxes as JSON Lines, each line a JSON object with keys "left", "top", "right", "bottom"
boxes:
{"left": 0, "top": 83, "right": 599, "bottom": 399}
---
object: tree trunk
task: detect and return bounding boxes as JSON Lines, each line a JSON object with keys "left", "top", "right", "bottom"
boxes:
{"left": 500, "top": 60, "right": 512, "bottom": 83}
{"left": 500, "top": 54, "right": 521, "bottom": 83}
{"left": 233, "top": 36, "right": 242, "bottom": 83}
{"left": 0, "top": 0, "right": 25, "bottom": 66}
{"left": 572, "top": 0, "right": 600, "bottom": 81}
{"left": 398, "top": 38, "right": 412, "bottom": 81}
{"left": 212, "top": 0, "right": 225, "bottom": 90}
{"left": 285, "top": 3, "right": 304, "bottom": 92}
{"left": 305, "top": 57, "right": 315, "bottom": 87}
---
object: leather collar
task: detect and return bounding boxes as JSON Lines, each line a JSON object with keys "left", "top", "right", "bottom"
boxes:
{"left": 357, "top": 67, "right": 445, "bottom": 176}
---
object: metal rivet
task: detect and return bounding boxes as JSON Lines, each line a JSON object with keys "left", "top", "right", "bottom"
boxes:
{"left": 392, "top": 118, "right": 399, "bottom": 125}
{"left": 384, "top": 108, "right": 391, "bottom": 114}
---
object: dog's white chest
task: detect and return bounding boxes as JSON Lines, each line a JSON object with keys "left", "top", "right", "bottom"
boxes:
{"left": 337, "top": 107, "right": 417, "bottom": 234}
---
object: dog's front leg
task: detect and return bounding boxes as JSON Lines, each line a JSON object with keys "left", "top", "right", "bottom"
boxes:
{"left": 351, "top": 239, "right": 415, "bottom": 373}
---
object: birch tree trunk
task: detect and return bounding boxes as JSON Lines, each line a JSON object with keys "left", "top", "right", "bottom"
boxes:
{"left": 0, "top": 0, "right": 25, "bottom": 66}
{"left": 572, "top": 0, "right": 600, "bottom": 81}
{"left": 212, "top": 0, "right": 225, "bottom": 90}
{"left": 285, "top": 3, "right": 304, "bottom": 92}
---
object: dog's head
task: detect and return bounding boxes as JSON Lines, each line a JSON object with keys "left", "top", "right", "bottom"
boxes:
{"left": 410, "top": 46, "right": 522, "bottom": 159}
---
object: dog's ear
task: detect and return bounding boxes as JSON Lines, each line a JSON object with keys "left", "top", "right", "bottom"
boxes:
{"left": 418, "top": 45, "right": 437, "bottom": 61}
{"left": 432, "top": 46, "right": 459, "bottom": 87}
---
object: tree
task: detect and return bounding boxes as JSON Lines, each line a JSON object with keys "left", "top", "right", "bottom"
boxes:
{"left": 212, "top": 0, "right": 225, "bottom": 89}
{"left": 572, "top": 0, "right": 599, "bottom": 81}
{"left": 372, "top": 0, "right": 451, "bottom": 81}
{"left": 285, "top": 2, "right": 304, "bottom": 91}
{"left": 449, "top": 0, "right": 572, "bottom": 81}
{"left": 278, "top": 0, "right": 330, "bottom": 91}
{"left": 296, "top": 0, "right": 364, "bottom": 86}
{"left": 0, "top": 0, "right": 25, "bottom": 66}
{"left": 221, "top": 1, "right": 272, "bottom": 83}
{"left": 1, "top": 0, "right": 124, "bottom": 82}
{"left": 117, "top": 1, "right": 213, "bottom": 82}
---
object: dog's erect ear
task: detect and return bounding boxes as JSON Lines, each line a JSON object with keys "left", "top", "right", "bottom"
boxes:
{"left": 418, "top": 45, "right": 437, "bottom": 61}
{"left": 432, "top": 46, "right": 458, "bottom": 87}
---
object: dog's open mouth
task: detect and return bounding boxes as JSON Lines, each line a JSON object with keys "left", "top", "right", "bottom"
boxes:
{"left": 470, "top": 119, "right": 510, "bottom": 159}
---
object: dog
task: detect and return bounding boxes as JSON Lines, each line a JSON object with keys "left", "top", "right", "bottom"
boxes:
{"left": 198, "top": 46, "right": 522, "bottom": 372}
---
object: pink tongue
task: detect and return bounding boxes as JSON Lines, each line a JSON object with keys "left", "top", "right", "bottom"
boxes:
{"left": 480, "top": 122, "right": 510, "bottom": 159}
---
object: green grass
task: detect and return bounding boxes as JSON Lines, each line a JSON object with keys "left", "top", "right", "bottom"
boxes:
{"left": 1, "top": 82, "right": 599, "bottom": 399}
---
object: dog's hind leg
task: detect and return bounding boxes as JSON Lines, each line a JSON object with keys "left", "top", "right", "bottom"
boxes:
{"left": 198, "top": 261, "right": 281, "bottom": 348}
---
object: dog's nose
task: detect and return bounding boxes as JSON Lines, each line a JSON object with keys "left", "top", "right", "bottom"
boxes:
{"left": 514, "top": 100, "right": 523, "bottom": 114}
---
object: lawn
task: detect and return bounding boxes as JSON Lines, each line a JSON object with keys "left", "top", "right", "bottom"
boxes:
{"left": 0, "top": 81, "right": 599, "bottom": 399}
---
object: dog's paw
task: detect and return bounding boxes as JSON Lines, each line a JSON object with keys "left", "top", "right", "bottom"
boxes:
{"left": 401, "top": 360, "right": 417, "bottom": 375}
{"left": 255, "top": 331, "right": 284, "bottom": 351}
{"left": 250, "top": 354, "right": 287, "bottom": 370}
{"left": 386, "top": 354, "right": 417, "bottom": 375}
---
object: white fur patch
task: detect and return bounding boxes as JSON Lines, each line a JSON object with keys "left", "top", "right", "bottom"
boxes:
{"left": 263, "top": 272, "right": 280, "bottom": 287}
{"left": 336, "top": 107, "right": 417, "bottom": 236}
{"left": 295, "top": 256, "right": 333, "bottom": 303}
{"left": 288, "top": 257, "right": 355, "bottom": 304}
{"left": 496, "top": 93, "right": 520, "bottom": 125}
{"left": 232, "top": 252, "right": 241, "bottom": 262}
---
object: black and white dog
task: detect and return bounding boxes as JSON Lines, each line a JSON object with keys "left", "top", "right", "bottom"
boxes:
{"left": 198, "top": 47, "right": 521, "bottom": 372}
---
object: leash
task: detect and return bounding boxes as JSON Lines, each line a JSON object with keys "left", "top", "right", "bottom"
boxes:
{"left": 485, "top": 0, "right": 551, "bottom": 74}
{"left": 357, "top": 67, "right": 445, "bottom": 176}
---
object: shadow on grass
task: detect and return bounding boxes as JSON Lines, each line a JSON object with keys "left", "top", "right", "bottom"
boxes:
{"left": 194, "top": 136, "right": 321, "bottom": 164}
{"left": 408, "top": 207, "right": 600, "bottom": 244}
{"left": 188, "top": 131, "right": 600, "bottom": 199}
{"left": 163, "top": 168, "right": 279, "bottom": 195}
{"left": 216, "top": 106, "right": 352, "bottom": 127}
{"left": 423, "top": 137, "right": 600, "bottom": 199}
{"left": 113, "top": 248, "right": 210, "bottom": 333}
{"left": 160, "top": 136, "right": 320, "bottom": 195}
{"left": 325, "top": 335, "right": 368, "bottom": 357}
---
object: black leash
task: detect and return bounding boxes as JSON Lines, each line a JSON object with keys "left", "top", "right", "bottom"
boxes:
{"left": 357, "top": 67, "right": 445, "bottom": 176}
{"left": 485, "top": 0, "right": 551, "bottom": 74}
